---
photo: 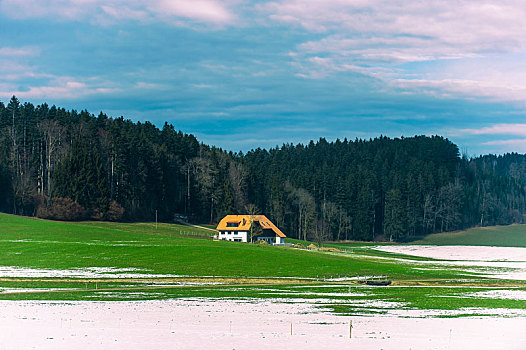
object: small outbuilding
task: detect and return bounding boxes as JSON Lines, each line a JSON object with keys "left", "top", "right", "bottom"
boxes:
{"left": 215, "top": 215, "right": 286, "bottom": 244}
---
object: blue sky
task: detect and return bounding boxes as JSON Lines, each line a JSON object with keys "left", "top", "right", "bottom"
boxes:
{"left": 2, "top": 0, "right": 526, "bottom": 155}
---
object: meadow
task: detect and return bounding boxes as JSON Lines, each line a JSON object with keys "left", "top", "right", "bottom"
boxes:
{"left": 2, "top": 213, "right": 526, "bottom": 349}
{"left": 412, "top": 224, "right": 526, "bottom": 247}
{"left": 0, "top": 213, "right": 468, "bottom": 280}
{"left": 0, "top": 212, "right": 525, "bottom": 313}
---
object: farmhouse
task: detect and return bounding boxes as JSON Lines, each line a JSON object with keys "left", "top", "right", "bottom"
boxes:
{"left": 216, "top": 215, "right": 286, "bottom": 244}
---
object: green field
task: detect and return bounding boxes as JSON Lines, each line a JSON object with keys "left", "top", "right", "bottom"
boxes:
{"left": 1, "top": 212, "right": 525, "bottom": 313}
{"left": 412, "top": 224, "right": 526, "bottom": 247}
{"left": 0, "top": 213, "right": 471, "bottom": 280}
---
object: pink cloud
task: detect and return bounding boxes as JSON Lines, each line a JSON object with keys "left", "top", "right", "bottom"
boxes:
{"left": 0, "top": 77, "right": 119, "bottom": 99}
{"left": 0, "top": 46, "right": 39, "bottom": 57}
{"left": 263, "top": 0, "right": 526, "bottom": 50}
{"left": 0, "top": 0, "right": 237, "bottom": 26}
{"left": 482, "top": 139, "right": 526, "bottom": 153}
{"left": 100, "top": 5, "right": 148, "bottom": 21}
{"left": 0, "top": 0, "right": 98, "bottom": 20}
{"left": 262, "top": 0, "right": 526, "bottom": 102}
{"left": 459, "top": 124, "right": 526, "bottom": 137}
{"left": 153, "top": 0, "right": 235, "bottom": 24}
{"left": 391, "top": 78, "right": 526, "bottom": 102}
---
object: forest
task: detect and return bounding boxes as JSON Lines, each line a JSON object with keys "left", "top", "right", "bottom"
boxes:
{"left": 1, "top": 96, "right": 526, "bottom": 242}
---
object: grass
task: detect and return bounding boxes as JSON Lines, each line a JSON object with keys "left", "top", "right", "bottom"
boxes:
{"left": 1, "top": 280, "right": 524, "bottom": 318}
{"left": 1, "top": 212, "right": 525, "bottom": 308}
{"left": 411, "top": 224, "right": 526, "bottom": 247}
{"left": 0, "top": 213, "right": 471, "bottom": 280}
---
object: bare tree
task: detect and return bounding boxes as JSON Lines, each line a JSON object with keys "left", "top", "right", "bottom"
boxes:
{"left": 97, "top": 128, "right": 114, "bottom": 199}
{"left": 39, "top": 119, "right": 66, "bottom": 202}
{"left": 245, "top": 203, "right": 262, "bottom": 243}
{"left": 290, "top": 188, "right": 315, "bottom": 241}
{"left": 7, "top": 97, "right": 19, "bottom": 179}
{"left": 191, "top": 156, "right": 219, "bottom": 223}
{"left": 182, "top": 158, "right": 193, "bottom": 216}
{"left": 336, "top": 207, "right": 351, "bottom": 241}
{"left": 229, "top": 162, "right": 247, "bottom": 211}
{"left": 269, "top": 193, "right": 284, "bottom": 229}
{"left": 422, "top": 193, "right": 434, "bottom": 234}
{"left": 311, "top": 219, "right": 329, "bottom": 247}
{"left": 322, "top": 200, "right": 338, "bottom": 241}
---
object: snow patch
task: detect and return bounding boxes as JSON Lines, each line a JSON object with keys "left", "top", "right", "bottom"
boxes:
{"left": 465, "top": 289, "right": 526, "bottom": 301}
{"left": 373, "top": 245, "right": 526, "bottom": 280}
{"left": 0, "top": 266, "right": 182, "bottom": 279}
{"left": 0, "top": 299, "right": 525, "bottom": 349}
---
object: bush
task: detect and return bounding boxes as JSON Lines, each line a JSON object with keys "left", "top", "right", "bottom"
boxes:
{"left": 255, "top": 240, "right": 268, "bottom": 245}
{"left": 106, "top": 200, "right": 125, "bottom": 221}
{"left": 319, "top": 247, "right": 341, "bottom": 252}
{"left": 37, "top": 197, "right": 86, "bottom": 221}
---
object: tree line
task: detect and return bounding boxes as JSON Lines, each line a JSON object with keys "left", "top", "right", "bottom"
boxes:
{"left": 1, "top": 96, "right": 526, "bottom": 242}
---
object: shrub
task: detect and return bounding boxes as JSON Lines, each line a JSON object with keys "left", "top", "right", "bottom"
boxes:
{"left": 37, "top": 197, "right": 86, "bottom": 221}
{"left": 106, "top": 200, "right": 125, "bottom": 221}
{"left": 319, "top": 247, "right": 341, "bottom": 252}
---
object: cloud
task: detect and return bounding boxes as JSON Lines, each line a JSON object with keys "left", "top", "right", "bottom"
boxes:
{"left": 0, "top": 0, "right": 237, "bottom": 26}
{"left": 481, "top": 138, "right": 526, "bottom": 153}
{"left": 0, "top": 46, "right": 39, "bottom": 57}
{"left": 391, "top": 78, "right": 526, "bottom": 102}
{"left": 0, "top": 51, "right": 53, "bottom": 82}
{"left": 262, "top": 0, "right": 526, "bottom": 102}
{"left": 0, "top": 0, "right": 98, "bottom": 20}
{"left": 263, "top": 0, "right": 526, "bottom": 51}
{"left": 297, "top": 35, "right": 480, "bottom": 66}
{"left": 0, "top": 76, "right": 119, "bottom": 99}
{"left": 133, "top": 82, "right": 168, "bottom": 91}
{"left": 192, "top": 84, "right": 214, "bottom": 88}
{"left": 100, "top": 5, "right": 148, "bottom": 21}
{"left": 456, "top": 124, "right": 526, "bottom": 137}
{"left": 152, "top": 0, "right": 234, "bottom": 24}
{"left": 484, "top": 139, "right": 526, "bottom": 145}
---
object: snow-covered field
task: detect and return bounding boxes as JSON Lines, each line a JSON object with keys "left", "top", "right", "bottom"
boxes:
{"left": 374, "top": 245, "right": 526, "bottom": 280}
{"left": 2, "top": 244, "right": 525, "bottom": 349}
{"left": 375, "top": 245, "right": 526, "bottom": 262}
{"left": 0, "top": 266, "right": 182, "bottom": 279}
{"left": 0, "top": 299, "right": 524, "bottom": 350}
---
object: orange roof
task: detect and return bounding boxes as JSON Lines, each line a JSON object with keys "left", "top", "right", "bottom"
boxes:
{"left": 216, "top": 215, "right": 286, "bottom": 238}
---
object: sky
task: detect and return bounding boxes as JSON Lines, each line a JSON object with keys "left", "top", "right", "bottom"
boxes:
{"left": 2, "top": 0, "right": 526, "bottom": 155}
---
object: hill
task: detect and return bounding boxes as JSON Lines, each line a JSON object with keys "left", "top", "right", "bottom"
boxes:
{"left": 0, "top": 213, "right": 462, "bottom": 281}
{"left": 412, "top": 224, "right": 526, "bottom": 247}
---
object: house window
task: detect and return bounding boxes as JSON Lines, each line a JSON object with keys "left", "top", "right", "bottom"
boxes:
{"left": 227, "top": 222, "right": 239, "bottom": 227}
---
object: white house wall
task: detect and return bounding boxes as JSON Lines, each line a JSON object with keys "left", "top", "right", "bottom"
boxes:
{"left": 218, "top": 231, "right": 248, "bottom": 242}
{"left": 217, "top": 231, "right": 285, "bottom": 244}
{"left": 239, "top": 232, "right": 248, "bottom": 242}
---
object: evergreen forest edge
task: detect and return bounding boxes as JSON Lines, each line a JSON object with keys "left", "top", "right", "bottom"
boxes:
{"left": 1, "top": 96, "right": 526, "bottom": 242}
